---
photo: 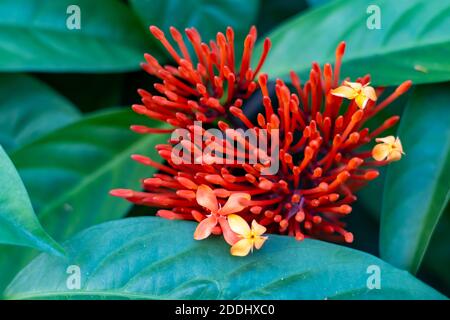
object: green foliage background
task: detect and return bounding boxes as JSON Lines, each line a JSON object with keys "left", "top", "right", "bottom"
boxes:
{"left": 0, "top": 0, "right": 448, "bottom": 299}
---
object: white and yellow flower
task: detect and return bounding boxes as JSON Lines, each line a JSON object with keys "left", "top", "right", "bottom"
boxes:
{"left": 228, "top": 214, "right": 268, "bottom": 256}
{"left": 331, "top": 81, "right": 377, "bottom": 109}
{"left": 372, "top": 136, "right": 405, "bottom": 162}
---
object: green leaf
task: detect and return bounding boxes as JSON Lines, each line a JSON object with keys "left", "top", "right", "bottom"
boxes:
{"left": 256, "top": 0, "right": 308, "bottom": 35}
{"left": 257, "top": 0, "right": 450, "bottom": 85}
{"left": 0, "top": 247, "right": 33, "bottom": 297}
{"left": 0, "top": 146, "right": 62, "bottom": 255}
{"left": 306, "top": 0, "right": 334, "bottom": 7}
{"left": 422, "top": 207, "right": 450, "bottom": 296}
{"left": 130, "top": 0, "right": 259, "bottom": 57}
{"left": 0, "top": 74, "right": 80, "bottom": 152}
{"left": 10, "top": 108, "right": 168, "bottom": 241}
{"left": 0, "top": 109, "right": 168, "bottom": 295}
{"left": 5, "top": 217, "right": 445, "bottom": 300}
{"left": 380, "top": 84, "right": 450, "bottom": 273}
{"left": 0, "top": 0, "right": 151, "bottom": 72}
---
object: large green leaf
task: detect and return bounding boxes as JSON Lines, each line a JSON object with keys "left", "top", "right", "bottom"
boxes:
{"left": 5, "top": 217, "right": 445, "bottom": 300}
{"left": 258, "top": 0, "right": 450, "bottom": 85}
{"left": 380, "top": 84, "right": 450, "bottom": 273}
{"left": 0, "top": 146, "right": 62, "bottom": 255}
{"left": 0, "top": 109, "right": 168, "bottom": 294}
{"left": 0, "top": 74, "right": 80, "bottom": 152}
{"left": 10, "top": 108, "right": 168, "bottom": 241}
{"left": 130, "top": 0, "right": 259, "bottom": 57}
{"left": 0, "top": 0, "right": 151, "bottom": 72}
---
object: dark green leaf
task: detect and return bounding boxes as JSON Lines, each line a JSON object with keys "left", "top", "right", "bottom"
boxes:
{"left": 11, "top": 108, "right": 168, "bottom": 241}
{"left": 0, "top": 0, "right": 151, "bottom": 72}
{"left": 345, "top": 204, "right": 380, "bottom": 257}
{"left": 257, "top": 0, "right": 450, "bottom": 85}
{"left": 37, "top": 73, "right": 124, "bottom": 113}
{"left": 130, "top": 0, "right": 259, "bottom": 57}
{"left": 5, "top": 217, "right": 445, "bottom": 299}
{"left": 0, "top": 74, "right": 80, "bottom": 152}
{"left": 421, "top": 206, "right": 450, "bottom": 296}
{"left": 256, "top": 0, "right": 307, "bottom": 35}
{"left": 0, "top": 109, "right": 168, "bottom": 295}
{"left": 380, "top": 84, "right": 450, "bottom": 273}
{"left": 306, "top": 0, "right": 334, "bottom": 7}
{"left": 0, "top": 146, "right": 62, "bottom": 255}
{"left": 0, "top": 247, "right": 33, "bottom": 297}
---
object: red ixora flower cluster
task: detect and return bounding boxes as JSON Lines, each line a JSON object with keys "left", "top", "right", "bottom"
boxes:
{"left": 111, "top": 25, "right": 411, "bottom": 256}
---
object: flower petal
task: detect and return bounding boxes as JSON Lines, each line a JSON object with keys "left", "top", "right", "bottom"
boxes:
{"left": 253, "top": 236, "right": 268, "bottom": 250}
{"left": 218, "top": 192, "right": 251, "bottom": 215}
{"left": 196, "top": 184, "right": 218, "bottom": 213}
{"left": 230, "top": 238, "right": 253, "bottom": 256}
{"left": 376, "top": 136, "right": 396, "bottom": 145}
{"left": 330, "top": 86, "right": 357, "bottom": 99}
{"left": 218, "top": 218, "right": 240, "bottom": 245}
{"left": 362, "top": 86, "right": 377, "bottom": 101}
{"left": 227, "top": 214, "right": 251, "bottom": 237}
{"left": 251, "top": 219, "right": 266, "bottom": 236}
{"left": 387, "top": 150, "right": 403, "bottom": 162}
{"left": 344, "top": 81, "right": 363, "bottom": 90}
{"left": 372, "top": 143, "right": 391, "bottom": 161}
{"left": 193, "top": 216, "right": 218, "bottom": 240}
{"left": 355, "top": 94, "right": 369, "bottom": 109}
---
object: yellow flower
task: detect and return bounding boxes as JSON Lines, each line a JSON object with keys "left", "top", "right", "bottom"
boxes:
{"left": 331, "top": 81, "right": 377, "bottom": 109}
{"left": 372, "top": 136, "right": 405, "bottom": 162}
{"left": 228, "top": 214, "right": 268, "bottom": 256}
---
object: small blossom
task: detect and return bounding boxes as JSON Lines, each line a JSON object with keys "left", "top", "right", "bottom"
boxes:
{"left": 372, "top": 136, "right": 405, "bottom": 162}
{"left": 193, "top": 185, "right": 250, "bottom": 245}
{"left": 331, "top": 81, "right": 377, "bottom": 109}
{"left": 228, "top": 214, "right": 268, "bottom": 256}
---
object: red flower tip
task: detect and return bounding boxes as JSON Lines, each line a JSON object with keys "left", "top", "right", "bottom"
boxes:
{"left": 364, "top": 170, "right": 380, "bottom": 180}
{"left": 149, "top": 25, "right": 164, "bottom": 39}
{"left": 344, "top": 232, "right": 354, "bottom": 243}
{"left": 395, "top": 80, "right": 413, "bottom": 95}
{"left": 336, "top": 41, "right": 346, "bottom": 57}
{"left": 110, "top": 189, "right": 134, "bottom": 198}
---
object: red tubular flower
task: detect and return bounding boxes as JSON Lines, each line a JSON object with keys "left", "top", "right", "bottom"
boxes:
{"left": 131, "top": 25, "right": 271, "bottom": 134}
{"left": 111, "top": 37, "right": 411, "bottom": 254}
